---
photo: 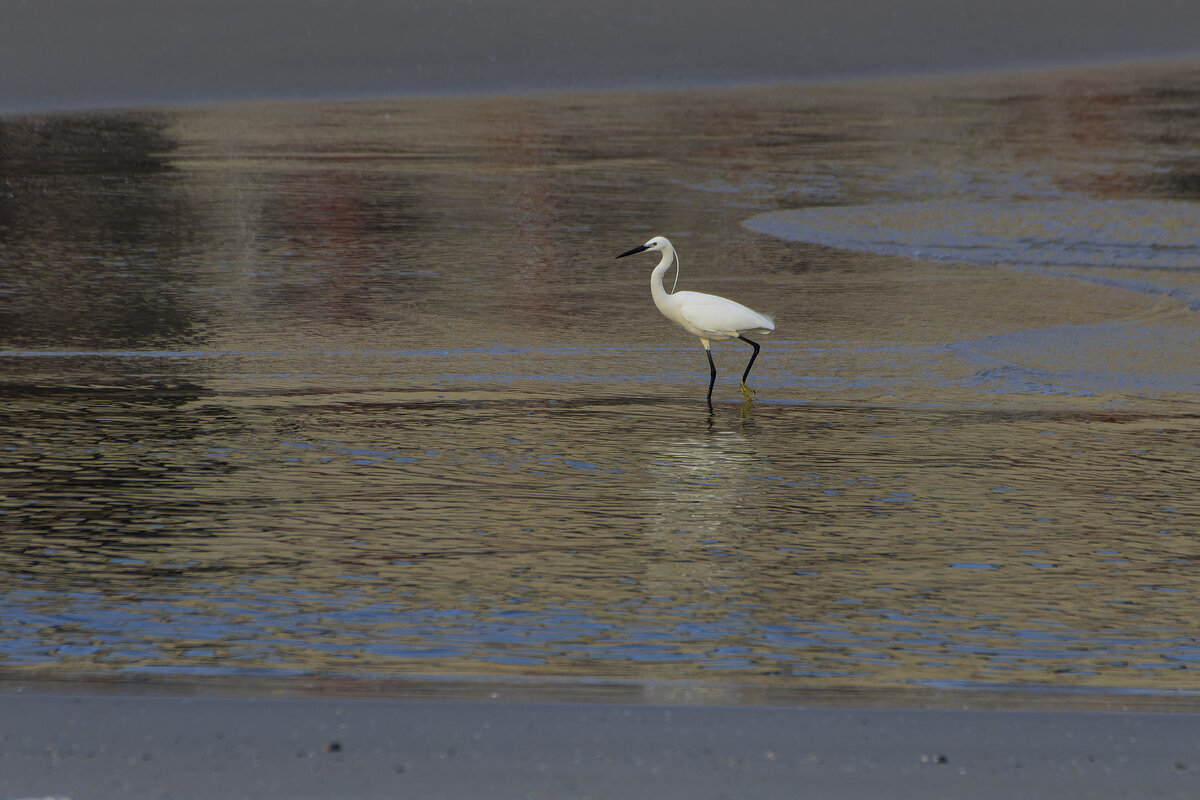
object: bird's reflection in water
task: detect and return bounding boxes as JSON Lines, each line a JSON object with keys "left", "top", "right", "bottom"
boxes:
{"left": 635, "top": 411, "right": 763, "bottom": 594}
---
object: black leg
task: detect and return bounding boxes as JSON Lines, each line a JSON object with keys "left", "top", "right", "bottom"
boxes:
{"left": 738, "top": 336, "right": 761, "bottom": 384}
{"left": 705, "top": 347, "right": 717, "bottom": 400}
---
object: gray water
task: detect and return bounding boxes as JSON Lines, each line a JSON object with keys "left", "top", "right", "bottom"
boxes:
{"left": 4, "top": 60, "right": 1200, "bottom": 695}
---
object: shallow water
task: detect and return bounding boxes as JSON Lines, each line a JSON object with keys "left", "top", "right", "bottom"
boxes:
{"left": 4, "top": 60, "right": 1200, "bottom": 694}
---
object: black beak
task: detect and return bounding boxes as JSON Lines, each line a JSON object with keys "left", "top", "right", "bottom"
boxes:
{"left": 616, "top": 244, "right": 650, "bottom": 259}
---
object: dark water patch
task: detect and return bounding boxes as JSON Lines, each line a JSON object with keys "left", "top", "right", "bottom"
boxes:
{"left": 0, "top": 113, "right": 176, "bottom": 176}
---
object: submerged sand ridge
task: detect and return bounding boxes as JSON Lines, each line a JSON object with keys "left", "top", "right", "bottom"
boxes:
{"left": 746, "top": 199, "right": 1200, "bottom": 398}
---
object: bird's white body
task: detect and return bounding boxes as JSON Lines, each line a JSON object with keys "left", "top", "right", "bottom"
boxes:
{"left": 616, "top": 235, "right": 775, "bottom": 401}
{"left": 652, "top": 284, "right": 774, "bottom": 350}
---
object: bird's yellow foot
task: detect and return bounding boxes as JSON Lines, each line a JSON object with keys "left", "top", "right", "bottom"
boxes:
{"left": 739, "top": 381, "right": 756, "bottom": 401}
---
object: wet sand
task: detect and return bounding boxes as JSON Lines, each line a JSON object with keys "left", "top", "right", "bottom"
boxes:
{"left": 4, "top": 686, "right": 1200, "bottom": 800}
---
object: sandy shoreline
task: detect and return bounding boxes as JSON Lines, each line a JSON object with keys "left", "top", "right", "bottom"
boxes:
{"left": 5, "top": 676, "right": 1200, "bottom": 798}
{"left": 3, "top": 687, "right": 1200, "bottom": 799}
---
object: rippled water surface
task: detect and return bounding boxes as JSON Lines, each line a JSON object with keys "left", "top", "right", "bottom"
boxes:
{"left": 4, "top": 60, "right": 1200, "bottom": 694}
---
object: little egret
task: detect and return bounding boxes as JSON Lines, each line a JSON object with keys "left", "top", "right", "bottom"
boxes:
{"left": 616, "top": 236, "right": 775, "bottom": 402}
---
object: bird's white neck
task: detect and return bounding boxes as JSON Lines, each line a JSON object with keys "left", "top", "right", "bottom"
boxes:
{"left": 650, "top": 246, "right": 676, "bottom": 312}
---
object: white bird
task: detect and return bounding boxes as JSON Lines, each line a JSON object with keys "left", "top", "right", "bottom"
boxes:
{"left": 616, "top": 235, "right": 775, "bottom": 402}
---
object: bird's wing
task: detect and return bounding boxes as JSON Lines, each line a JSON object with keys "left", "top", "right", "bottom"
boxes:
{"left": 678, "top": 293, "right": 775, "bottom": 336}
